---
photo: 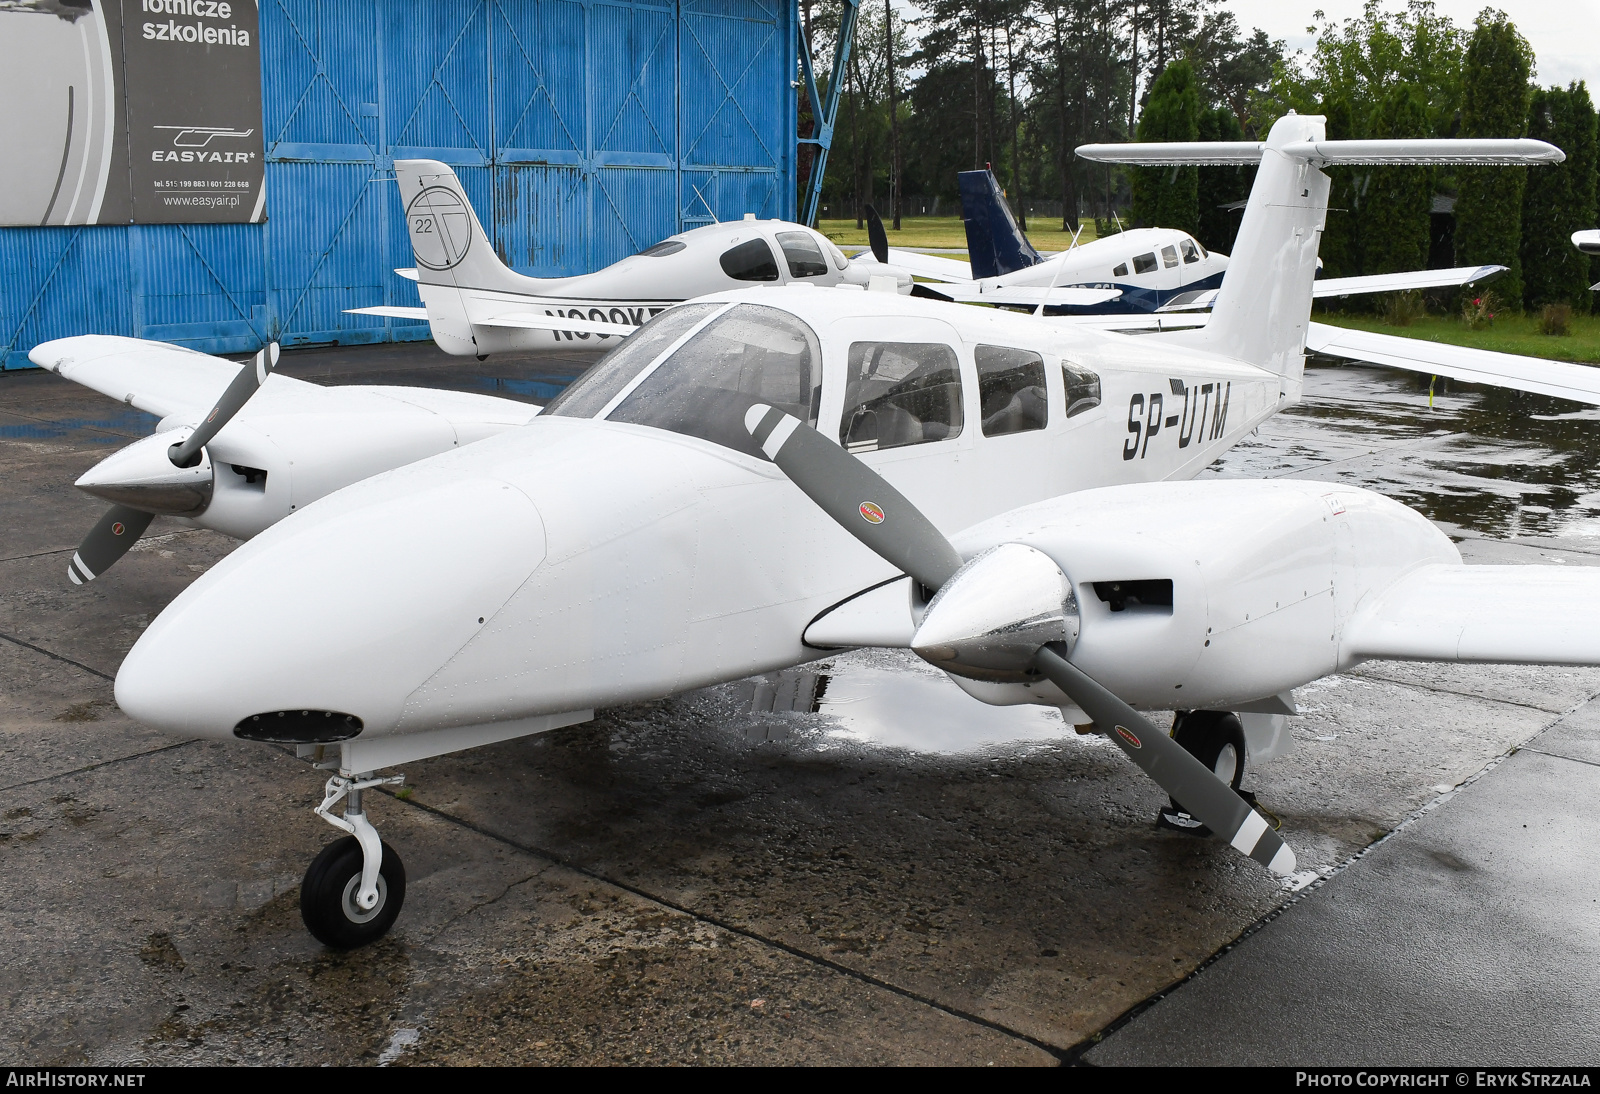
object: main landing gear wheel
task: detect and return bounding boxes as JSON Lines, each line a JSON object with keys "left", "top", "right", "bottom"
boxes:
{"left": 1158, "top": 711, "right": 1248, "bottom": 836}
{"left": 301, "top": 835, "right": 406, "bottom": 949}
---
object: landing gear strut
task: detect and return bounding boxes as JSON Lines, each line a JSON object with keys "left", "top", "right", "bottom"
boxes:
{"left": 1158, "top": 710, "right": 1248, "bottom": 836}
{"left": 302, "top": 773, "right": 407, "bottom": 949}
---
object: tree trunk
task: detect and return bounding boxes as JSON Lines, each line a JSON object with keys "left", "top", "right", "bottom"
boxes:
{"left": 886, "top": 0, "right": 901, "bottom": 229}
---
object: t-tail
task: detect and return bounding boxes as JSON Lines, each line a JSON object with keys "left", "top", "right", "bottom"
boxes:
{"left": 394, "top": 159, "right": 553, "bottom": 355}
{"left": 958, "top": 169, "right": 1043, "bottom": 280}
{"left": 1077, "top": 114, "right": 1563, "bottom": 401}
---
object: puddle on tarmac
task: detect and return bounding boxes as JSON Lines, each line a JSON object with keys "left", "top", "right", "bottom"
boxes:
{"left": 734, "top": 650, "right": 1079, "bottom": 755}
{"left": 1210, "top": 362, "right": 1600, "bottom": 544}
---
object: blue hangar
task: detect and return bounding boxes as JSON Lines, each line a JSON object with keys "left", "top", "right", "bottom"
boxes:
{"left": 0, "top": 0, "right": 853, "bottom": 369}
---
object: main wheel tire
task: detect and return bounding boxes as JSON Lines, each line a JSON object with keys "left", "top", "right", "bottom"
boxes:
{"left": 1171, "top": 710, "right": 1248, "bottom": 790}
{"left": 300, "top": 835, "right": 405, "bottom": 949}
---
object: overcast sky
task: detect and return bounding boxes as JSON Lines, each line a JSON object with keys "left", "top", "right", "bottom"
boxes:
{"left": 1222, "top": 0, "right": 1600, "bottom": 92}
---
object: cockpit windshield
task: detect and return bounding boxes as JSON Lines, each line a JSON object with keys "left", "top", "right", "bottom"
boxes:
{"left": 543, "top": 303, "right": 721, "bottom": 419}
{"left": 607, "top": 304, "right": 821, "bottom": 459}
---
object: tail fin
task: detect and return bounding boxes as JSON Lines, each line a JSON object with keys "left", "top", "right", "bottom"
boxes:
{"left": 1078, "top": 118, "right": 1563, "bottom": 399}
{"left": 958, "top": 169, "right": 1042, "bottom": 280}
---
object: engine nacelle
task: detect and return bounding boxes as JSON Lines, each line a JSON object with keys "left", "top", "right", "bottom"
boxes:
{"left": 947, "top": 479, "right": 1459, "bottom": 711}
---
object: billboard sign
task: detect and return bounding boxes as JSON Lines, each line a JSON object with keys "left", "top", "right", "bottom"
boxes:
{"left": 0, "top": 0, "right": 264, "bottom": 226}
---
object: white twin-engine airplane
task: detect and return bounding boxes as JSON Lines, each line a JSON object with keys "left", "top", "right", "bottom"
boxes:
{"left": 101, "top": 114, "right": 1600, "bottom": 951}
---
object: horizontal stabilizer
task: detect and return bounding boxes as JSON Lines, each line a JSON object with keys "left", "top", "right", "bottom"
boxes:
{"left": 478, "top": 311, "right": 637, "bottom": 338}
{"left": 1306, "top": 323, "right": 1600, "bottom": 406}
{"left": 346, "top": 305, "right": 429, "bottom": 320}
{"left": 1078, "top": 137, "right": 1563, "bottom": 167}
{"left": 929, "top": 284, "right": 1122, "bottom": 308}
{"left": 1050, "top": 313, "right": 1209, "bottom": 333}
{"left": 394, "top": 268, "right": 420, "bottom": 281}
{"left": 1348, "top": 564, "right": 1600, "bottom": 664}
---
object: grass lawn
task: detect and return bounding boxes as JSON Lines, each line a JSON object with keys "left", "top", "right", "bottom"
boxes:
{"left": 815, "top": 215, "right": 1101, "bottom": 253}
{"left": 1314, "top": 310, "right": 1600, "bottom": 364}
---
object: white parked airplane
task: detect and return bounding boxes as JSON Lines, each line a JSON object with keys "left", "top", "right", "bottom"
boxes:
{"left": 345, "top": 159, "right": 1124, "bottom": 355}
{"left": 104, "top": 114, "right": 1600, "bottom": 951}
{"left": 855, "top": 167, "right": 1505, "bottom": 314}
{"left": 1577, "top": 229, "right": 1600, "bottom": 291}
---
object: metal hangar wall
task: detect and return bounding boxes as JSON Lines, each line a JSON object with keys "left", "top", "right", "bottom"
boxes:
{"left": 0, "top": 0, "right": 799, "bottom": 368}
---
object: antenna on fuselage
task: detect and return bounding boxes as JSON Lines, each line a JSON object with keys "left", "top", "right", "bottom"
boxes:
{"left": 690, "top": 183, "right": 719, "bottom": 224}
{"left": 1033, "top": 222, "right": 1084, "bottom": 318}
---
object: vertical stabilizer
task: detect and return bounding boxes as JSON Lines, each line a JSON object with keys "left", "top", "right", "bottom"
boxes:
{"left": 959, "top": 169, "right": 1044, "bottom": 280}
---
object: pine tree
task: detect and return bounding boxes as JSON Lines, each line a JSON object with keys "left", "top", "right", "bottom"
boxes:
{"left": 1563, "top": 84, "right": 1599, "bottom": 308}
{"left": 1519, "top": 86, "right": 1595, "bottom": 312}
{"left": 1454, "top": 12, "right": 1533, "bottom": 309}
{"left": 1364, "top": 84, "right": 1433, "bottom": 275}
{"left": 1196, "top": 105, "right": 1250, "bottom": 253}
{"left": 1131, "top": 59, "right": 1201, "bottom": 235}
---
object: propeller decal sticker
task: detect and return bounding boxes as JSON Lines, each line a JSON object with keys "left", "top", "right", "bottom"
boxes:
{"left": 1114, "top": 725, "right": 1142, "bottom": 749}
{"left": 859, "top": 502, "right": 885, "bottom": 524}
{"left": 111, "top": 522, "right": 126, "bottom": 536}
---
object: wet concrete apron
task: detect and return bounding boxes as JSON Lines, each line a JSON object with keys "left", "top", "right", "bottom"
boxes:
{"left": 2, "top": 347, "right": 1598, "bottom": 1065}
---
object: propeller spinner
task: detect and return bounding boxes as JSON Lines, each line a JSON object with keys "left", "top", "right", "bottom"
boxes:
{"left": 743, "top": 403, "right": 1296, "bottom": 878}
{"left": 68, "top": 342, "right": 279, "bottom": 585}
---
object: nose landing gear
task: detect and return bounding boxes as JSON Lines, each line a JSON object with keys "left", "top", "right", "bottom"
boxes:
{"left": 302, "top": 773, "right": 407, "bottom": 949}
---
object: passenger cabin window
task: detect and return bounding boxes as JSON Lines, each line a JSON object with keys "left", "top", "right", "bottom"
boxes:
{"left": 1113, "top": 262, "right": 1129, "bottom": 277}
{"left": 544, "top": 303, "right": 720, "bottom": 419}
{"left": 720, "top": 238, "right": 780, "bottom": 282}
{"left": 777, "top": 231, "right": 829, "bottom": 278}
{"left": 607, "top": 304, "right": 821, "bottom": 460}
{"left": 1180, "top": 239, "right": 1201, "bottom": 264}
{"left": 639, "top": 239, "right": 686, "bottom": 257}
{"left": 841, "top": 342, "right": 963, "bottom": 452}
{"left": 1161, "top": 245, "right": 1180, "bottom": 268}
{"left": 1063, "top": 361, "right": 1102, "bottom": 418}
{"left": 975, "top": 345, "right": 1047, "bottom": 437}
{"left": 1132, "top": 252, "right": 1158, "bottom": 274}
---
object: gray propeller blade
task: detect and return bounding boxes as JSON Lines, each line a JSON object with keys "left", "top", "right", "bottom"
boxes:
{"left": 68, "top": 505, "right": 155, "bottom": 585}
{"left": 168, "top": 342, "right": 279, "bottom": 468}
{"left": 744, "top": 404, "right": 963, "bottom": 590}
{"left": 865, "top": 204, "right": 890, "bottom": 264}
{"left": 1033, "top": 644, "right": 1295, "bottom": 876}
{"left": 745, "top": 408, "right": 1296, "bottom": 877}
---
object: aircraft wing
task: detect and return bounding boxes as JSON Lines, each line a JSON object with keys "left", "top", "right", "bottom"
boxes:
{"left": 1312, "top": 265, "right": 1507, "bottom": 298}
{"left": 1347, "top": 564, "right": 1600, "bottom": 665}
{"left": 1305, "top": 322, "right": 1600, "bottom": 405}
{"left": 28, "top": 335, "right": 236, "bottom": 420}
{"left": 929, "top": 285, "right": 1123, "bottom": 308}
{"left": 347, "top": 305, "right": 429, "bottom": 320}
{"left": 1047, "top": 313, "right": 1211, "bottom": 332}
{"left": 1156, "top": 266, "right": 1509, "bottom": 314}
{"left": 476, "top": 311, "right": 637, "bottom": 338}
{"left": 855, "top": 248, "right": 975, "bottom": 283}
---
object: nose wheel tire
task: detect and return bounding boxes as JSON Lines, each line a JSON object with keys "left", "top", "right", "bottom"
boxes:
{"left": 300, "top": 835, "right": 406, "bottom": 949}
{"left": 1157, "top": 710, "right": 1249, "bottom": 836}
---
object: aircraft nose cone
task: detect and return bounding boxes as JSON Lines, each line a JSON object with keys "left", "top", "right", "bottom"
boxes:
{"left": 115, "top": 475, "right": 545, "bottom": 739}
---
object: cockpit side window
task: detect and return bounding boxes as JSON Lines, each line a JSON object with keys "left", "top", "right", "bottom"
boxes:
{"left": 1180, "top": 239, "right": 1201, "bottom": 263}
{"left": 777, "top": 231, "right": 830, "bottom": 278}
{"left": 840, "top": 342, "right": 963, "bottom": 452}
{"left": 1063, "top": 360, "right": 1102, "bottom": 418}
{"left": 1161, "top": 245, "right": 1180, "bottom": 268}
{"left": 543, "top": 303, "right": 721, "bottom": 419}
{"left": 607, "top": 304, "right": 821, "bottom": 459}
{"left": 1113, "top": 262, "right": 1129, "bottom": 277}
{"left": 639, "top": 239, "right": 687, "bottom": 257}
{"left": 975, "top": 345, "right": 1047, "bottom": 437}
{"left": 1132, "top": 252, "right": 1158, "bottom": 274}
{"left": 720, "top": 238, "right": 780, "bottom": 282}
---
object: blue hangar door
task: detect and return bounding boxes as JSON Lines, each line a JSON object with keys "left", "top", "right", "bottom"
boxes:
{"left": 0, "top": 0, "right": 798, "bottom": 367}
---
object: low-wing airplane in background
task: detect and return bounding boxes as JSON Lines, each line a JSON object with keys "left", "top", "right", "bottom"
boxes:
{"left": 853, "top": 166, "right": 1506, "bottom": 315}
{"left": 103, "top": 115, "right": 1600, "bottom": 953}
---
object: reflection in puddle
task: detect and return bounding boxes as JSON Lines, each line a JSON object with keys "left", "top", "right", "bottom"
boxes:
{"left": 738, "top": 653, "right": 1074, "bottom": 754}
